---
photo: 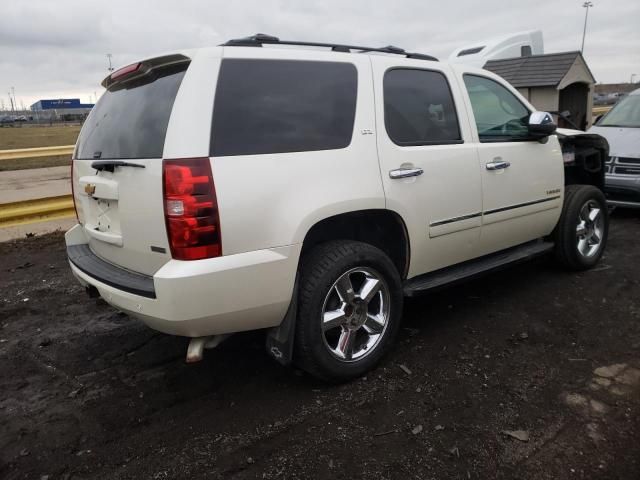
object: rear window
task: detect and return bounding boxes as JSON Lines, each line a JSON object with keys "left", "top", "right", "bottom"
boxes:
{"left": 210, "top": 59, "right": 357, "bottom": 157}
{"left": 76, "top": 63, "right": 188, "bottom": 160}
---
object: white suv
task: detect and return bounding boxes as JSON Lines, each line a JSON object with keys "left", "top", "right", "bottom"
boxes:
{"left": 66, "top": 34, "right": 610, "bottom": 381}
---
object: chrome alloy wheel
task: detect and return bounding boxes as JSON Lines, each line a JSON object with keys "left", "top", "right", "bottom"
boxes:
{"left": 576, "top": 200, "right": 604, "bottom": 258}
{"left": 320, "top": 267, "right": 390, "bottom": 362}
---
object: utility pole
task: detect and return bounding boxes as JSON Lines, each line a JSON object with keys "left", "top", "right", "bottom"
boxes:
{"left": 581, "top": 1, "right": 593, "bottom": 54}
{"left": 106, "top": 53, "right": 114, "bottom": 72}
{"left": 8, "top": 92, "right": 14, "bottom": 112}
{"left": 10, "top": 87, "right": 17, "bottom": 112}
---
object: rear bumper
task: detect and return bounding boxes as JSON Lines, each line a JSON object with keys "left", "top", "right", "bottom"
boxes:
{"left": 65, "top": 225, "right": 300, "bottom": 337}
{"left": 68, "top": 244, "right": 156, "bottom": 298}
{"left": 605, "top": 174, "right": 640, "bottom": 208}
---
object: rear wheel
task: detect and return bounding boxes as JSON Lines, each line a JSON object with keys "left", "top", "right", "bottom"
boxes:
{"left": 294, "top": 241, "right": 403, "bottom": 382}
{"left": 554, "top": 185, "right": 609, "bottom": 270}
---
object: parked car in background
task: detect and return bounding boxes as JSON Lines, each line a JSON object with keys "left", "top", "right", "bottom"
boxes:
{"left": 66, "top": 34, "right": 610, "bottom": 381}
{"left": 593, "top": 93, "right": 608, "bottom": 106}
{"left": 594, "top": 92, "right": 625, "bottom": 106}
{"left": 590, "top": 88, "right": 640, "bottom": 208}
{"left": 0, "top": 115, "right": 15, "bottom": 126}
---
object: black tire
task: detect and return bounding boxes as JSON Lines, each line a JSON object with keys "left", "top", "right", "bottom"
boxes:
{"left": 294, "top": 240, "right": 403, "bottom": 382}
{"left": 554, "top": 185, "right": 609, "bottom": 270}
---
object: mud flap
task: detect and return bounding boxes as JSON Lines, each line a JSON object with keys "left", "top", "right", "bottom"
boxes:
{"left": 265, "top": 278, "right": 298, "bottom": 366}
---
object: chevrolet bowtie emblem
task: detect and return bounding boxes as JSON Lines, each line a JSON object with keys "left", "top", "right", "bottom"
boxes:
{"left": 84, "top": 184, "right": 96, "bottom": 196}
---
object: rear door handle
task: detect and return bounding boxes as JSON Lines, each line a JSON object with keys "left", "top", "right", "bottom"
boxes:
{"left": 389, "top": 167, "right": 424, "bottom": 179}
{"left": 486, "top": 161, "right": 511, "bottom": 170}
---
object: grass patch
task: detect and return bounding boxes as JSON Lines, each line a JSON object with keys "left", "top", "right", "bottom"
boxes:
{"left": 0, "top": 155, "right": 71, "bottom": 172}
{"left": 0, "top": 125, "right": 80, "bottom": 171}
{"left": 0, "top": 125, "right": 81, "bottom": 150}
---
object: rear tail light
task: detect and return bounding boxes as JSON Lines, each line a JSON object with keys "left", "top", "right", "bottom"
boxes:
{"left": 162, "top": 158, "right": 222, "bottom": 260}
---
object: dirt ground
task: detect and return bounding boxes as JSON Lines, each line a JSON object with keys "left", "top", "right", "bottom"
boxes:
{"left": 1, "top": 212, "right": 639, "bottom": 480}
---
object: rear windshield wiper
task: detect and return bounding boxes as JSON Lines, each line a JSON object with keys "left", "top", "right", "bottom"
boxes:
{"left": 91, "top": 160, "right": 146, "bottom": 172}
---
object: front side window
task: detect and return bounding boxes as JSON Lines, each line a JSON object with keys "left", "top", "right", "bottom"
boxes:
{"left": 211, "top": 59, "right": 357, "bottom": 156}
{"left": 383, "top": 69, "right": 462, "bottom": 146}
{"left": 463, "top": 74, "right": 531, "bottom": 142}
{"left": 597, "top": 94, "right": 640, "bottom": 128}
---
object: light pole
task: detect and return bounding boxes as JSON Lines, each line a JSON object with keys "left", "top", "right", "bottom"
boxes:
{"left": 106, "top": 53, "right": 114, "bottom": 72}
{"left": 581, "top": 1, "right": 593, "bottom": 53}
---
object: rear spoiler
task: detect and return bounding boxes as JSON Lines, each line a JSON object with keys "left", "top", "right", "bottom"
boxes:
{"left": 101, "top": 54, "right": 190, "bottom": 89}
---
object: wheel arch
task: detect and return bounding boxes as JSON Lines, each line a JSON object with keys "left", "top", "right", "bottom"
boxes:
{"left": 266, "top": 208, "right": 410, "bottom": 367}
{"left": 558, "top": 131, "right": 609, "bottom": 191}
{"left": 300, "top": 209, "right": 411, "bottom": 280}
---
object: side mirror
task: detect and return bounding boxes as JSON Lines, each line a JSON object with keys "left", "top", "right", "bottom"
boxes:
{"left": 528, "top": 111, "right": 557, "bottom": 138}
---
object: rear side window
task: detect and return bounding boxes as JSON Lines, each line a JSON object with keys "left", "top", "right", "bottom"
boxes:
{"left": 76, "top": 63, "right": 188, "bottom": 160}
{"left": 384, "top": 69, "right": 462, "bottom": 146}
{"left": 211, "top": 59, "right": 357, "bottom": 157}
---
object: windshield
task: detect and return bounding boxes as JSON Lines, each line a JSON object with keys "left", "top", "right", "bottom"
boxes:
{"left": 598, "top": 94, "right": 640, "bottom": 128}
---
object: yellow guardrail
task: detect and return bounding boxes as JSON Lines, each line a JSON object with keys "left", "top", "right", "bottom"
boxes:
{"left": 592, "top": 106, "right": 612, "bottom": 116}
{"left": 0, "top": 145, "right": 75, "bottom": 161}
{"left": 0, "top": 195, "right": 75, "bottom": 228}
{"left": 0, "top": 146, "right": 76, "bottom": 228}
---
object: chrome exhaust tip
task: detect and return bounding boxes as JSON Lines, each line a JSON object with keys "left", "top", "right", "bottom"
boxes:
{"left": 185, "top": 334, "right": 231, "bottom": 363}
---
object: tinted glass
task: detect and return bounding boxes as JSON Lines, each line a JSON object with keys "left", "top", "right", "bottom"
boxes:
{"left": 211, "top": 59, "right": 357, "bottom": 157}
{"left": 76, "top": 63, "right": 188, "bottom": 159}
{"left": 463, "top": 74, "right": 530, "bottom": 141}
{"left": 384, "top": 69, "right": 461, "bottom": 146}
{"left": 598, "top": 94, "right": 640, "bottom": 128}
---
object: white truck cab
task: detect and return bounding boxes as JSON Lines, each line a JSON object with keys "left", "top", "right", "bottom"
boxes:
{"left": 66, "top": 34, "right": 610, "bottom": 381}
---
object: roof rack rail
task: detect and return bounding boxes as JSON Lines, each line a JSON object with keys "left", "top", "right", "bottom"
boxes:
{"left": 221, "top": 34, "right": 438, "bottom": 62}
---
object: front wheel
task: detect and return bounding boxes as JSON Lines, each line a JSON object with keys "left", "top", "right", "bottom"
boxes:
{"left": 554, "top": 185, "right": 609, "bottom": 270}
{"left": 294, "top": 241, "right": 403, "bottom": 382}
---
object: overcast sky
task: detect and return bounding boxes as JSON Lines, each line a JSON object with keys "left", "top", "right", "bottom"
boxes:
{"left": 1, "top": 0, "right": 638, "bottom": 109}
